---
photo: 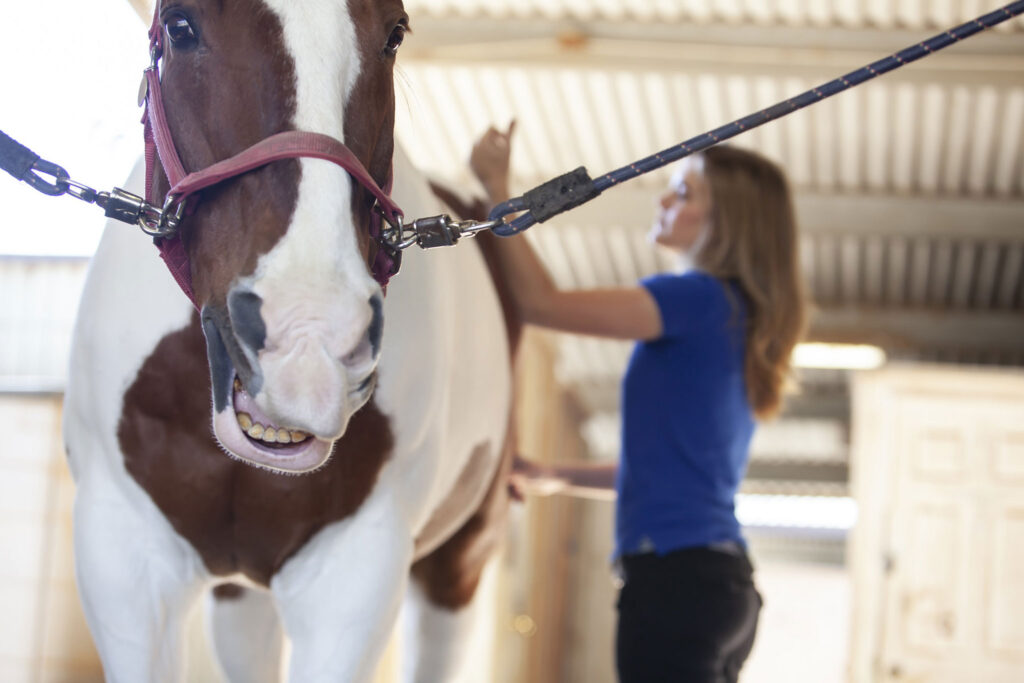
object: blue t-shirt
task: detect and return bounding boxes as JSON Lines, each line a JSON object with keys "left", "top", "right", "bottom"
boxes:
{"left": 614, "top": 270, "right": 755, "bottom": 559}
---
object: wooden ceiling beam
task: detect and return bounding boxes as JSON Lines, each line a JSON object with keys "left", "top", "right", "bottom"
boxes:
{"left": 807, "top": 308, "right": 1024, "bottom": 357}
{"left": 553, "top": 307, "right": 1024, "bottom": 390}
{"left": 527, "top": 184, "right": 1024, "bottom": 243}
{"left": 403, "top": 17, "right": 1024, "bottom": 86}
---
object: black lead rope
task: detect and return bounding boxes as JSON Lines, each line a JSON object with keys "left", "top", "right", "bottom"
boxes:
{"left": 489, "top": 0, "right": 1024, "bottom": 236}
{"left": 0, "top": 128, "right": 171, "bottom": 231}
{"left": 0, "top": 129, "right": 69, "bottom": 196}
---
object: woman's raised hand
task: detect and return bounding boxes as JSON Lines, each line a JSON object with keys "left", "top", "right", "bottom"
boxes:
{"left": 470, "top": 120, "right": 516, "bottom": 204}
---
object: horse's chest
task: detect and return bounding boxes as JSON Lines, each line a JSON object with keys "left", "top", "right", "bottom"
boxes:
{"left": 117, "top": 316, "right": 393, "bottom": 585}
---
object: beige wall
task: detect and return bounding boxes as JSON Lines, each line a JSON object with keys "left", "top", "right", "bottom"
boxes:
{"left": 125, "top": 0, "right": 151, "bottom": 23}
{"left": 507, "top": 330, "right": 588, "bottom": 682}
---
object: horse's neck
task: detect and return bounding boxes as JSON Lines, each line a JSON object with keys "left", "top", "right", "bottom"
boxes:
{"left": 64, "top": 159, "right": 195, "bottom": 463}
{"left": 372, "top": 147, "right": 511, "bottom": 531}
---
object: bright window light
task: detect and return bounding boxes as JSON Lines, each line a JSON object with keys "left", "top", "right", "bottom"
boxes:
{"left": 792, "top": 343, "right": 887, "bottom": 370}
{"left": 736, "top": 494, "right": 858, "bottom": 531}
{"left": 0, "top": 2, "right": 145, "bottom": 256}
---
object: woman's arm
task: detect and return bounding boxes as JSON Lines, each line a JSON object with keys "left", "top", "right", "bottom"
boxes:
{"left": 511, "top": 455, "right": 617, "bottom": 502}
{"left": 489, "top": 236, "right": 663, "bottom": 340}
{"left": 471, "top": 125, "right": 663, "bottom": 341}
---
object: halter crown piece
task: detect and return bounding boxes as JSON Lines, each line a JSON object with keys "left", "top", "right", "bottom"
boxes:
{"left": 142, "top": 7, "right": 404, "bottom": 305}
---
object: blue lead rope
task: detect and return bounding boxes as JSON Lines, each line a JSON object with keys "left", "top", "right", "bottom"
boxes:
{"left": 489, "top": 0, "right": 1024, "bottom": 236}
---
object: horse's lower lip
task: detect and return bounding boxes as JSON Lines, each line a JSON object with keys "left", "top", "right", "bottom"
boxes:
{"left": 210, "top": 375, "right": 336, "bottom": 473}
{"left": 213, "top": 407, "right": 334, "bottom": 474}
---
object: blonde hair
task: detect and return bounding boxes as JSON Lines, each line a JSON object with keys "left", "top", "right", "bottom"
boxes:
{"left": 694, "top": 146, "right": 808, "bottom": 419}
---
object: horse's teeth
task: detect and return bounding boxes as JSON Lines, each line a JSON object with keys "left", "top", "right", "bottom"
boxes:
{"left": 242, "top": 418, "right": 308, "bottom": 445}
{"left": 233, "top": 378, "right": 242, "bottom": 392}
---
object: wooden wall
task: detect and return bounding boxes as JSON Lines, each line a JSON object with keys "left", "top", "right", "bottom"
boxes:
{"left": 0, "top": 395, "right": 102, "bottom": 682}
{"left": 505, "top": 329, "right": 589, "bottom": 682}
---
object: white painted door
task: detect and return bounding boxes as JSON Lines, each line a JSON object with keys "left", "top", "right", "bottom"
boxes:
{"left": 849, "top": 366, "right": 1024, "bottom": 683}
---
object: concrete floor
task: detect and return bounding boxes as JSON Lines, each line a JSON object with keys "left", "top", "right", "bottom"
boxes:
{"left": 742, "top": 558, "right": 851, "bottom": 683}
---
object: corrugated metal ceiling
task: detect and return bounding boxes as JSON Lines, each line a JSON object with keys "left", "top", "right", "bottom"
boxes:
{"left": 394, "top": 0, "right": 1024, "bottom": 476}
{"left": 393, "top": 0, "right": 1024, "bottom": 349}
{"left": 397, "top": 66, "right": 1024, "bottom": 197}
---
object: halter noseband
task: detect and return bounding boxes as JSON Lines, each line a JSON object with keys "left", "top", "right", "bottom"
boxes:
{"left": 143, "top": 7, "right": 404, "bottom": 305}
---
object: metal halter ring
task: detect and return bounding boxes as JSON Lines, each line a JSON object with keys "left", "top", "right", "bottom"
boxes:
{"left": 376, "top": 203, "right": 417, "bottom": 250}
{"left": 139, "top": 194, "right": 185, "bottom": 237}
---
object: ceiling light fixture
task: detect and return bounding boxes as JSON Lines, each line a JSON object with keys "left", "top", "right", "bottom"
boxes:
{"left": 792, "top": 343, "right": 887, "bottom": 370}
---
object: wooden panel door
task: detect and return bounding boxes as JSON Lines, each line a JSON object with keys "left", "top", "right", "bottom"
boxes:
{"left": 850, "top": 367, "right": 1024, "bottom": 683}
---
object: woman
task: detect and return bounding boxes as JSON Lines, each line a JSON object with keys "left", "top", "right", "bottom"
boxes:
{"left": 472, "top": 124, "right": 808, "bottom": 682}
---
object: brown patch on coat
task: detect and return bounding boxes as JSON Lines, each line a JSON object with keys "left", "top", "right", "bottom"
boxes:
{"left": 118, "top": 314, "right": 393, "bottom": 586}
{"left": 410, "top": 416, "right": 515, "bottom": 609}
{"left": 344, "top": 0, "right": 408, "bottom": 274}
{"left": 151, "top": 0, "right": 302, "bottom": 308}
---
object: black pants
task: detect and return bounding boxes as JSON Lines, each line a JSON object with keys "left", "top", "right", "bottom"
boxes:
{"left": 616, "top": 546, "right": 762, "bottom": 683}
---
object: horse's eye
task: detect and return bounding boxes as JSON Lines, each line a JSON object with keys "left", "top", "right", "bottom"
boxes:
{"left": 165, "top": 13, "right": 198, "bottom": 49}
{"left": 384, "top": 23, "right": 406, "bottom": 56}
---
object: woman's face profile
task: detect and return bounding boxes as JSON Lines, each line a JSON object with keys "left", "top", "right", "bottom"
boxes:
{"left": 650, "top": 157, "right": 712, "bottom": 253}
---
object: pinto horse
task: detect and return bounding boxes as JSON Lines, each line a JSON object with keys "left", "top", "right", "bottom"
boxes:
{"left": 62, "top": 1, "right": 514, "bottom": 680}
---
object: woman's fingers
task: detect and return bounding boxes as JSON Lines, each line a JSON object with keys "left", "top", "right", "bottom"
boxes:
{"left": 508, "top": 480, "right": 526, "bottom": 503}
{"left": 470, "top": 121, "right": 517, "bottom": 202}
{"left": 509, "top": 455, "right": 567, "bottom": 497}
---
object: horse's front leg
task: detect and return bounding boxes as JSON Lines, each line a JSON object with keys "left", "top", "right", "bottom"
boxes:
{"left": 73, "top": 480, "right": 205, "bottom": 683}
{"left": 272, "top": 495, "right": 413, "bottom": 683}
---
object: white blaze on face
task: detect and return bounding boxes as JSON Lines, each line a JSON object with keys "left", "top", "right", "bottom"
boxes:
{"left": 244, "top": 0, "right": 381, "bottom": 438}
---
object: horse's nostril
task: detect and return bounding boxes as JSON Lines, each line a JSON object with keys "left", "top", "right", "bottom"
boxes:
{"left": 227, "top": 288, "right": 267, "bottom": 353}
{"left": 357, "top": 372, "right": 377, "bottom": 393}
{"left": 368, "top": 294, "right": 383, "bottom": 357}
{"left": 343, "top": 335, "right": 374, "bottom": 368}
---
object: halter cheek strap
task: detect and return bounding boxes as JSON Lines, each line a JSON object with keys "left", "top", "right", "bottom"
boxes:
{"left": 143, "top": 8, "right": 403, "bottom": 305}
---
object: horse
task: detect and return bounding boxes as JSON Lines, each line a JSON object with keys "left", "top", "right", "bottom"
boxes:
{"left": 62, "top": 1, "right": 515, "bottom": 680}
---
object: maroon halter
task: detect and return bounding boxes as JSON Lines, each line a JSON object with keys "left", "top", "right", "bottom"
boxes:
{"left": 142, "top": 8, "right": 404, "bottom": 305}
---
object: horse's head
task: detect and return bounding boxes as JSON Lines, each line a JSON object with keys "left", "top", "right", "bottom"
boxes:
{"left": 150, "top": 0, "right": 408, "bottom": 473}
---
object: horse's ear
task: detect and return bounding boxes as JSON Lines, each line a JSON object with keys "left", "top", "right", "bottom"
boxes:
{"left": 427, "top": 180, "right": 488, "bottom": 222}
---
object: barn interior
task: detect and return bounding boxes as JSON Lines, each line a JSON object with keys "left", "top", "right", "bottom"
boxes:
{"left": 1, "top": 1, "right": 1022, "bottom": 681}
